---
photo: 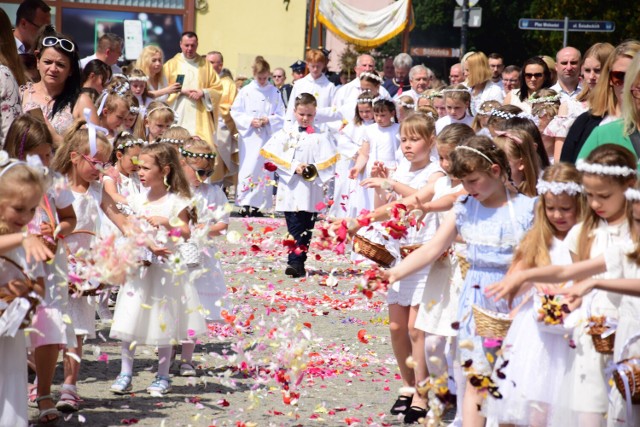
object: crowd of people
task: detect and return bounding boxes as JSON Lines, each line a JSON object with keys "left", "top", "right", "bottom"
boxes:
{"left": 3, "top": 0, "right": 640, "bottom": 426}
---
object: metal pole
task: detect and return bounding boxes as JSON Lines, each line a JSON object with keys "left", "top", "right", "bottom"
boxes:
{"left": 461, "top": 0, "right": 469, "bottom": 56}
{"left": 563, "top": 16, "right": 568, "bottom": 47}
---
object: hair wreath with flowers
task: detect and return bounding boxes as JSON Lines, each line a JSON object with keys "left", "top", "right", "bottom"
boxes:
{"left": 576, "top": 159, "right": 637, "bottom": 177}
{"left": 536, "top": 179, "right": 583, "bottom": 196}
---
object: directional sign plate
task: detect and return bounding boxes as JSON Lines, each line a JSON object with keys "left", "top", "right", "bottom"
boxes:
{"left": 518, "top": 19, "right": 615, "bottom": 32}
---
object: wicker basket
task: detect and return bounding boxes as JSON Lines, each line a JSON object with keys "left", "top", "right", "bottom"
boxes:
{"left": 400, "top": 244, "right": 421, "bottom": 259}
{"left": 613, "top": 358, "right": 640, "bottom": 404}
{"left": 587, "top": 317, "right": 616, "bottom": 354}
{"left": 457, "top": 254, "right": 470, "bottom": 281}
{"left": 0, "top": 256, "right": 39, "bottom": 329}
{"left": 353, "top": 234, "right": 395, "bottom": 268}
{"left": 472, "top": 304, "right": 512, "bottom": 339}
{"left": 63, "top": 230, "right": 110, "bottom": 297}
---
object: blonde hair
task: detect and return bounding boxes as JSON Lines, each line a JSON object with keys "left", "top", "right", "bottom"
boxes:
{"left": 443, "top": 84, "right": 471, "bottom": 104}
{"left": 158, "top": 125, "right": 190, "bottom": 147}
{"left": 622, "top": 51, "right": 640, "bottom": 136}
{"left": 252, "top": 56, "right": 270, "bottom": 76}
{"left": 399, "top": 112, "right": 436, "bottom": 145}
{"left": 464, "top": 52, "right": 492, "bottom": 87}
{"left": 181, "top": 137, "right": 215, "bottom": 168}
{"left": 51, "top": 120, "right": 112, "bottom": 174}
{"left": 513, "top": 163, "right": 585, "bottom": 268}
{"left": 123, "top": 94, "right": 146, "bottom": 139}
{"left": 135, "top": 45, "right": 165, "bottom": 89}
{"left": 590, "top": 40, "right": 640, "bottom": 117}
{"left": 140, "top": 142, "right": 192, "bottom": 199}
{"left": 0, "top": 163, "right": 45, "bottom": 235}
{"left": 493, "top": 128, "right": 541, "bottom": 197}
{"left": 471, "top": 100, "right": 501, "bottom": 131}
{"left": 577, "top": 144, "right": 637, "bottom": 260}
{"left": 146, "top": 100, "right": 175, "bottom": 124}
{"left": 5, "top": 114, "right": 53, "bottom": 160}
{"left": 436, "top": 123, "right": 474, "bottom": 149}
{"left": 576, "top": 42, "right": 615, "bottom": 103}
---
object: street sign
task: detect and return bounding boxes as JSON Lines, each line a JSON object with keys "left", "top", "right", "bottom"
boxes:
{"left": 518, "top": 19, "right": 615, "bottom": 32}
{"left": 456, "top": 0, "right": 479, "bottom": 6}
{"left": 410, "top": 46, "right": 461, "bottom": 58}
{"left": 454, "top": 7, "right": 482, "bottom": 28}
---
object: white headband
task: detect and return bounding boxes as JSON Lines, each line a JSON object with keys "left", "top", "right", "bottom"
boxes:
{"left": 455, "top": 145, "right": 493, "bottom": 164}
{"left": 128, "top": 75, "right": 149, "bottom": 82}
{"left": 536, "top": 179, "right": 583, "bottom": 196}
{"left": 0, "top": 151, "right": 44, "bottom": 179}
{"left": 147, "top": 105, "right": 175, "bottom": 117}
{"left": 625, "top": 188, "right": 640, "bottom": 202}
{"left": 360, "top": 72, "right": 383, "bottom": 83}
{"left": 529, "top": 94, "right": 561, "bottom": 105}
{"left": 82, "top": 108, "right": 109, "bottom": 157}
{"left": 576, "top": 159, "right": 637, "bottom": 177}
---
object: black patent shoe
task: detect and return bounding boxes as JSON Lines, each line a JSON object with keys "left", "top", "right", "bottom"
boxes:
{"left": 390, "top": 395, "right": 412, "bottom": 415}
{"left": 403, "top": 406, "right": 427, "bottom": 424}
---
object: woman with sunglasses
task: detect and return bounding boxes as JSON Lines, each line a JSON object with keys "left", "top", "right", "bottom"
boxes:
{"left": 576, "top": 48, "right": 640, "bottom": 168}
{"left": 504, "top": 56, "right": 552, "bottom": 114}
{"left": 560, "top": 40, "right": 640, "bottom": 163}
{"left": 0, "top": 8, "right": 26, "bottom": 148}
{"left": 20, "top": 26, "right": 99, "bottom": 147}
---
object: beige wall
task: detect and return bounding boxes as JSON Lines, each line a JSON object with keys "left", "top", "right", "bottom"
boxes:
{"left": 196, "top": 0, "right": 308, "bottom": 80}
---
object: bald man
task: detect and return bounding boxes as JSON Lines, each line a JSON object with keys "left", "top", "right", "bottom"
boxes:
{"left": 333, "top": 53, "right": 390, "bottom": 122}
{"left": 550, "top": 46, "right": 582, "bottom": 100}
{"left": 449, "top": 63, "right": 463, "bottom": 85}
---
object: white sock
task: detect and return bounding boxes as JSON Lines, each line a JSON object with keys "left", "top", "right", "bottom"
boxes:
{"left": 121, "top": 341, "right": 136, "bottom": 375}
{"left": 158, "top": 346, "right": 172, "bottom": 377}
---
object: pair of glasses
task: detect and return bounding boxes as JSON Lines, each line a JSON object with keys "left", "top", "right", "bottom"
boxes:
{"left": 610, "top": 71, "right": 626, "bottom": 86}
{"left": 272, "top": 75, "right": 284, "bottom": 79}
{"left": 188, "top": 164, "right": 213, "bottom": 179}
{"left": 42, "top": 36, "right": 75, "bottom": 53}
{"left": 631, "top": 88, "right": 640, "bottom": 99}
{"left": 524, "top": 72, "right": 543, "bottom": 80}
{"left": 81, "top": 153, "right": 108, "bottom": 170}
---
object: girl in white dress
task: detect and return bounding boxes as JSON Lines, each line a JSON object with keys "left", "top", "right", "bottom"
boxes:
{"left": 360, "top": 113, "right": 445, "bottom": 423}
{"left": 50, "top": 121, "right": 132, "bottom": 412}
{"left": 330, "top": 92, "right": 374, "bottom": 218}
{"left": 435, "top": 86, "right": 474, "bottom": 134}
{"left": 413, "top": 123, "right": 475, "bottom": 427}
{"left": 0, "top": 158, "right": 47, "bottom": 426}
{"left": 103, "top": 131, "right": 145, "bottom": 210}
{"left": 489, "top": 144, "right": 637, "bottom": 427}
{"left": 110, "top": 142, "right": 206, "bottom": 395}
{"left": 349, "top": 99, "right": 400, "bottom": 213}
{"left": 177, "top": 138, "right": 230, "bottom": 376}
{"left": 483, "top": 163, "right": 584, "bottom": 427}
{"left": 230, "top": 56, "right": 285, "bottom": 216}
{"left": 5, "top": 115, "right": 77, "bottom": 420}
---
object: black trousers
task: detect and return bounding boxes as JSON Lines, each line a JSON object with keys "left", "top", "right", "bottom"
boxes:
{"left": 284, "top": 211, "right": 317, "bottom": 266}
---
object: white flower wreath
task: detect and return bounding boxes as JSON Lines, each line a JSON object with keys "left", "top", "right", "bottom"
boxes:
{"left": 576, "top": 159, "right": 637, "bottom": 177}
{"left": 536, "top": 179, "right": 583, "bottom": 196}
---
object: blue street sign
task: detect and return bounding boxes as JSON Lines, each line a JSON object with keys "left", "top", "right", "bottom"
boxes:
{"left": 519, "top": 19, "right": 615, "bottom": 32}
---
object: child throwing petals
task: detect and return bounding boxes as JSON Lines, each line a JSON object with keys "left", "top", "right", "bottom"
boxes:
{"left": 483, "top": 163, "right": 585, "bottom": 427}
{"left": 109, "top": 142, "right": 205, "bottom": 395}
{"left": 384, "top": 136, "right": 536, "bottom": 427}
{"left": 177, "top": 137, "right": 230, "bottom": 375}
{"left": 0, "top": 157, "right": 47, "bottom": 426}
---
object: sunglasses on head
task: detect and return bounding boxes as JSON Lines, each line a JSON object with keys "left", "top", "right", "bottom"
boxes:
{"left": 609, "top": 71, "right": 626, "bottom": 86}
{"left": 524, "top": 72, "right": 543, "bottom": 79}
{"left": 42, "top": 36, "right": 75, "bottom": 53}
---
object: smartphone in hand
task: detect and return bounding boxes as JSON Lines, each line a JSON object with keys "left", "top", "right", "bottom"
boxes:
{"left": 176, "top": 74, "right": 185, "bottom": 85}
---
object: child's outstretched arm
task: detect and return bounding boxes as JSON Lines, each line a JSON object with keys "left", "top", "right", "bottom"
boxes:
{"left": 382, "top": 211, "right": 458, "bottom": 283}
{"left": 349, "top": 141, "right": 370, "bottom": 179}
{"left": 0, "top": 233, "right": 53, "bottom": 262}
{"left": 558, "top": 278, "right": 640, "bottom": 303}
{"left": 103, "top": 178, "right": 129, "bottom": 205}
{"left": 207, "top": 221, "right": 228, "bottom": 237}
{"left": 486, "top": 255, "right": 606, "bottom": 303}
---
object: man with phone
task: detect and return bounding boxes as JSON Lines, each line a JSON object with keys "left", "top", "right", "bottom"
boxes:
{"left": 163, "top": 31, "right": 224, "bottom": 182}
